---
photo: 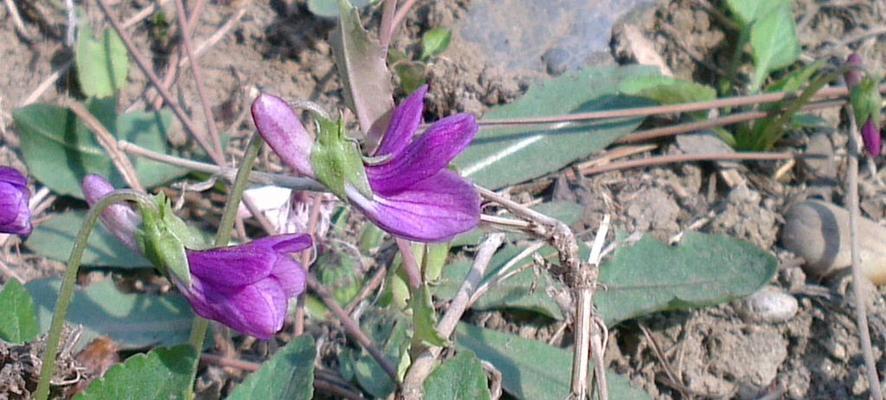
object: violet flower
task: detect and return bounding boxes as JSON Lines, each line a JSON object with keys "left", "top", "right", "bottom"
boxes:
{"left": 861, "top": 119, "right": 882, "bottom": 157}
{"left": 81, "top": 175, "right": 310, "bottom": 339}
{"left": 178, "top": 234, "right": 309, "bottom": 339}
{"left": 252, "top": 86, "right": 481, "bottom": 242}
{"left": 0, "top": 167, "right": 31, "bottom": 237}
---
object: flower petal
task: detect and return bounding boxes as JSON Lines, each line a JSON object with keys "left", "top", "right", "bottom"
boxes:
{"left": 82, "top": 175, "right": 141, "bottom": 251}
{"left": 862, "top": 119, "right": 882, "bottom": 157}
{"left": 0, "top": 181, "right": 31, "bottom": 236}
{"left": 185, "top": 234, "right": 311, "bottom": 289}
{"left": 270, "top": 256, "right": 307, "bottom": 298}
{"left": 366, "top": 113, "right": 478, "bottom": 195}
{"left": 182, "top": 277, "right": 287, "bottom": 339}
{"left": 347, "top": 170, "right": 480, "bottom": 242}
{"left": 252, "top": 93, "right": 315, "bottom": 177}
{"left": 374, "top": 85, "right": 428, "bottom": 158}
{"left": 0, "top": 167, "right": 27, "bottom": 188}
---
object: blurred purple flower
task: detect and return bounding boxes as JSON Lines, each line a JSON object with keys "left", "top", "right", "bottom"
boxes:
{"left": 178, "top": 234, "right": 310, "bottom": 339}
{"left": 81, "top": 175, "right": 310, "bottom": 339}
{"left": 83, "top": 175, "right": 142, "bottom": 251}
{"left": 252, "top": 86, "right": 481, "bottom": 242}
{"left": 861, "top": 119, "right": 882, "bottom": 157}
{"left": 0, "top": 167, "right": 32, "bottom": 237}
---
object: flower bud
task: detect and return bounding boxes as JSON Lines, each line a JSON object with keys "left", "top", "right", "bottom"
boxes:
{"left": 82, "top": 175, "right": 141, "bottom": 251}
{"left": 861, "top": 119, "right": 882, "bottom": 157}
{"left": 0, "top": 167, "right": 32, "bottom": 237}
{"left": 252, "top": 93, "right": 315, "bottom": 177}
{"left": 844, "top": 53, "right": 863, "bottom": 89}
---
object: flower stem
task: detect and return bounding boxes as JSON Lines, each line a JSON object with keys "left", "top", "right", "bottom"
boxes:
{"left": 186, "top": 133, "right": 263, "bottom": 396}
{"left": 34, "top": 191, "right": 156, "bottom": 400}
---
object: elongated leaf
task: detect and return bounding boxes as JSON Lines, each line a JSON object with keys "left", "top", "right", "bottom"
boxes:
{"left": 330, "top": 0, "right": 394, "bottom": 148}
{"left": 228, "top": 336, "right": 316, "bottom": 400}
{"left": 425, "top": 351, "right": 491, "bottom": 400}
{"left": 435, "top": 246, "right": 565, "bottom": 320}
{"left": 749, "top": 1, "right": 799, "bottom": 90}
{"left": 596, "top": 232, "right": 777, "bottom": 326}
{"left": 13, "top": 104, "right": 187, "bottom": 198}
{"left": 410, "top": 284, "right": 447, "bottom": 347}
{"left": 619, "top": 75, "right": 716, "bottom": 105}
{"left": 76, "top": 21, "right": 128, "bottom": 98}
{"left": 0, "top": 280, "right": 39, "bottom": 344}
{"left": 454, "top": 66, "right": 655, "bottom": 190}
{"left": 75, "top": 345, "right": 195, "bottom": 400}
{"left": 307, "top": 0, "right": 370, "bottom": 17}
{"left": 456, "top": 323, "right": 651, "bottom": 400}
{"left": 421, "top": 28, "right": 452, "bottom": 61}
{"left": 25, "top": 211, "right": 150, "bottom": 268}
{"left": 26, "top": 278, "right": 193, "bottom": 350}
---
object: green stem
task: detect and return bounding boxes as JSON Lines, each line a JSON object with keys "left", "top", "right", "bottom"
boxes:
{"left": 185, "top": 133, "right": 264, "bottom": 397}
{"left": 34, "top": 191, "right": 156, "bottom": 400}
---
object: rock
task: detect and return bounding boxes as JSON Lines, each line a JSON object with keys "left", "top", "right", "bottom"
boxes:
{"left": 542, "top": 47, "right": 570, "bottom": 76}
{"left": 738, "top": 285, "right": 799, "bottom": 323}
{"left": 801, "top": 133, "right": 836, "bottom": 180}
{"left": 781, "top": 200, "right": 886, "bottom": 283}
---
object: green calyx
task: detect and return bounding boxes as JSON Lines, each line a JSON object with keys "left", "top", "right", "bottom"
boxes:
{"left": 136, "top": 193, "right": 207, "bottom": 287}
{"left": 851, "top": 76, "right": 882, "bottom": 126}
{"left": 309, "top": 114, "right": 374, "bottom": 200}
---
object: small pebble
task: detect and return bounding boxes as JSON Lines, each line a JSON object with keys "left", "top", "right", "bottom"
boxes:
{"left": 781, "top": 200, "right": 886, "bottom": 283}
{"left": 542, "top": 47, "right": 570, "bottom": 76}
{"left": 738, "top": 285, "right": 799, "bottom": 323}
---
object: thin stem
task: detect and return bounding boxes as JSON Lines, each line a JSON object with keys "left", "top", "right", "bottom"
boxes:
{"left": 846, "top": 112, "right": 883, "bottom": 400}
{"left": 186, "top": 133, "right": 263, "bottom": 396}
{"left": 34, "top": 191, "right": 156, "bottom": 400}
{"left": 389, "top": 0, "right": 417, "bottom": 44}
{"left": 378, "top": 0, "right": 397, "bottom": 51}
{"left": 395, "top": 238, "right": 422, "bottom": 290}
{"left": 580, "top": 151, "right": 809, "bottom": 176}
{"left": 294, "top": 195, "right": 324, "bottom": 336}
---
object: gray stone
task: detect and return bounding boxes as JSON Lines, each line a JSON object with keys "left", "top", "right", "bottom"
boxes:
{"left": 781, "top": 200, "right": 886, "bottom": 283}
{"left": 738, "top": 285, "right": 799, "bottom": 323}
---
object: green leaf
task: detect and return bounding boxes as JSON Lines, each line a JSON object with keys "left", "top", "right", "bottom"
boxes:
{"left": 766, "top": 60, "right": 825, "bottom": 93}
{"left": 316, "top": 252, "right": 363, "bottom": 306}
{"left": 394, "top": 61, "right": 428, "bottom": 95}
{"left": 76, "top": 20, "right": 128, "bottom": 98}
{"left": 424, "top": 243, "right": 450, "bottom": 282}
{"left": 596, "top": 232, "right": 778, "bottom": 326}
{"left": 351, "top": 310, "right": 410, "bottom": 398}
{"left": 619, "top": 76, "right": 716, "bottom": 105}
{"left": 330, "top": 0, "right": 394, "bottom": 147}
{"left": 420, "top": 28, "right": 452, "bottom": 61}
{"left": 25, "top": 211, "right": 150, "bottom": 268}
{"left": 26, "top": 278, "right": 193, "bottom": 350}
{"left": 0, "top": 280, "right": 39, "bottom": 343}
{"left": 749, "top": 1, "right": 799, "bottom": 90}
{"left": 75, "top": 345, "right": 195, "bottom": 400}
{"left": 137, "top": 195, "right": 207, "bottom": 286}
{"left": 13, "top": 104, "right": 187, "bottom": 198}
{"left": 435, "top": 246, "right": 565, "bottom": 320}
{"left": 310, "top": 115, "right": 373, "bottom": 200}
{"left": 453, "top": 65, "right": 655, "bottom": 190}
{"left": 228, "top": 336, "right": 316, "bottom": 400}
{"left": 306, "top": 0, "right": 370, "bottom": 18}
{"left": 850, "top": 77, "right": 882, "bottom": 126}
{"left": 425, "top": 351, "right": 491, "bottom": 400}
{"left": 409, "top": 284, "right": 447, "bottom": 347}
{"left": 724, "top": 0, "right": 783, "bottom": 27}
{"left": 456, "top": 323, "right": 651, "bottom": 400}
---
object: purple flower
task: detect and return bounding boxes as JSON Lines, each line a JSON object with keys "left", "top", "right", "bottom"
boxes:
{"left": 253, "top": 86, "right": 481, "bottom": 242}
{"left": 862, "top": 119, "right": 882, "bottom": 157}
{"left": 82, "top": 175, "right": 142, "bottom": 251}
{"left": 177, "top": 234, "right": 310, "bottom": 339}
{"left": 0, "top": 167, "right": 32, "bottom": 237}
{"left": 81, "top": 175, "right": 311, "bottom": 339}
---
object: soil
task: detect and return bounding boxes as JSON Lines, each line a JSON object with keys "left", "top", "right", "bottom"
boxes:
{"left": 1, "top": 0, "right": 885, "bottom": 399}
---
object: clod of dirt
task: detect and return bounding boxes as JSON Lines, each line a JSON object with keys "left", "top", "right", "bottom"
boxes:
{"left": 736, "top": 285, "right": 799, "bottom": 323}
{"left": 709, "top": 185, "right": 779, "bottom": 249}
{"left": 781, "top": 200, "right": 886, "bottom": 283}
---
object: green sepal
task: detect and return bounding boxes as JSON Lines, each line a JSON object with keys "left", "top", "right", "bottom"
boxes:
{"left": 309, "top": 114, "right": 374, "bottom": 200}
{"left": 850, "top": 76, "right": 882, "bottom": 126}
{"left": 136, "top": 194, "right": 206, "bottom": 287}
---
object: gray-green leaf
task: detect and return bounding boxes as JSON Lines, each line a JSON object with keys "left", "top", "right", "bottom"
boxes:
{"left": 307, "top": 0, "right": 370, "bottom": 17}
{"left": 76, "top": 20, "right": 129, "bottom": 98}
{"left": 619, "top": 75, "right": 716, "bottom": 105}
{"left": 0, "top": 280, "right": 39, "bottom": 344}
{"left": 25, "top": 211, "right": 150, "bottom": 268}
{"left": 410, "top": 284, "right": 447, "bottom": 347}
{"left": 456, "top": 323, "right": 651, "bottom": 400}
{"left": 420, "top": 28, "right": 452, "bottom": 61}
{"left": 27, "top": 278, "right": 193, "bottom": 350}
{"left": 228, "top": 336, "right": 316, "bottom": 400}
{"left": 75, "top": 345, "right": 195, "bottom": 400}
{"left": 453, "top": 65, "right": 655, "bottom": 190}
{"left": 596, "top": 232, "right": 778, "bottom": 326}
{"left": 13, "top": 104, "right": 187, "bottom": 198}
{"left": 424, "top": 351, "right": 491, "bottom": 400}
{"left": 748, "top": 1, "right": 799, "bottom": 90}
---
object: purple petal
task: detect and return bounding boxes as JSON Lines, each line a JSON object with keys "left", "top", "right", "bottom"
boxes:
{"left": 845, "top": 54, "right": 863, "bottom": 89}
{"left": 270, "top": 256, "right": 307, "bottom": 298}
{"left": 82, "top": 175, "right": 141, "bottom": 251}
{"left": 0, "top": 177, "right": 31, "bottom": 237}
{"left": 347, "top": 170, "right": 480, "bottom": 242}
{"left": 0, "top": 167, "right": 28, "bottom": 189}
{"left": 862, "top": 119, "right": 881, "bottom": 157}
{"left": 366, "top": 114, "right": 478, "bottom": 195}
{"left": 374, "top": 85, "right": 428, "bottom": 157}
{"left": 181, "top": 277, "right": 288, "bottom": 339}
{"left": 185, "top": 234, "right": 312, "bottom": 289}
{"left": 252, "top": 94, "right": 315, "bottom": 177}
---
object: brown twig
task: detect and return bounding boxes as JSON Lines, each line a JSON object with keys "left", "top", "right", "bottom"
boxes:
{"left": 845, "top": 111, "right": 883, "bottom": 400}
{"left": 95, "top": 0, "right": 226, "bottom": 166}
{"left": 388, "top": 0, "right": 418, "bottom": 44}
{"left": 401, "top": 233, "right": 505, "bottom": 400}
{"left": 4, "top": 0, "right": 31, "bottom": 41}
{"left": 395, "top": 238, "right": 422, "bottom": 290}
{"left": 580, "top": 151, "right": 810, "bottom": 176}
{"left": 345, "top": 265, "right": 388, "bottom": 315}
{"left": 172, "top": 0, "right": 223, "bottom": 157}
{"left": 64, "top": 99, "right": 145, "bottom": 192}
{"left": 152, "top": 0, "right": 207, "bottom": 110}
{"left": 294, "top": 194, "right": 323, "bottom": 336}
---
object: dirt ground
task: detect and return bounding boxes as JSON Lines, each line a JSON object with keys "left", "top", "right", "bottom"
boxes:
{"left": 1, "top": 0, "right": 886, "bottom": 399}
